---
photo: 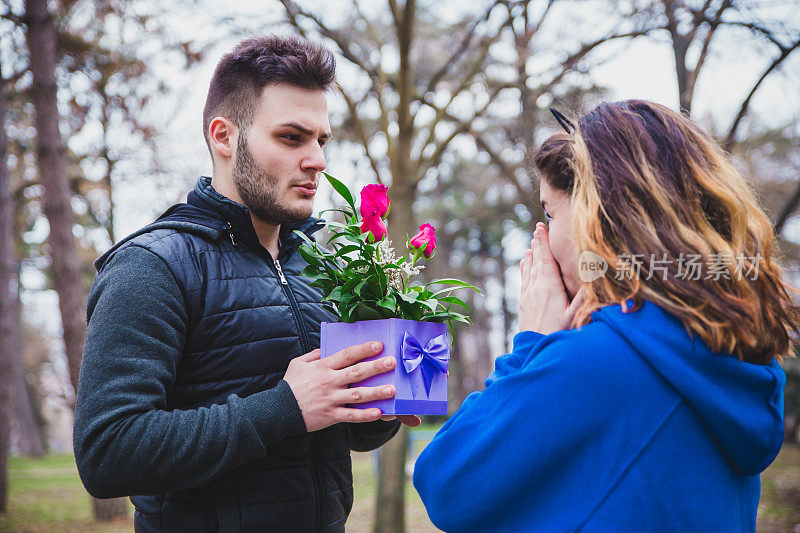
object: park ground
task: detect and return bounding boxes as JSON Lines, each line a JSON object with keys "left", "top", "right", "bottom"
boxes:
{"left": 1, "top": 430, "right": 799, "bottom": 532}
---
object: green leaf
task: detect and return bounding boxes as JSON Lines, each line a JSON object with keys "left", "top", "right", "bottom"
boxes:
{"left": 322, "top": 172, "right": 356, "bottom": 211}
{"left": 309, "top": 279, "right": 335, "bottom": 293}
{"left": 334, "top": 244, "right": 361, "bottom": 257}
{"left": 351, "top": 303, "right": 384, "bottom": 321}
{"left": 376, "top": 266, "right": 388, "bottom": 295}
{"left": 327, "top": 286, "right": 344, "bottom": 301}
{"left": 423, "top": 311, "right": 471, "bottom": 324}
{"left": 293, "top": 230, "right": 318, "bottom": 248}
{"left": 417, "top": 298, "right": 439, "bottom": 312}
{"left": 344, "top": 233, "right": 365, "bottom": 245}
{"left": 343, "top": 277, "right": 361, "bottom": 293}
{"left": 398, "top": 292, "right": 418, "bottom": 304}
{"left": 431, "top": 283, "right": 481, "bottom": 298}
{"left": 396, "top": 299, "right": 423, "bottom": 321}
{"left": 364, "top": 276, "right": 384, "bottom": 299}
{"left": 353, "top": 278, "right": 369, "bottom": 297}
{"left": 318, "top": 208, "right": 356, "bottom": 222}
{"left": 437, "top": 296, "right": 470, "bottom": 310}
{"left": 345, "top": 259, "right": 371, "bottom": 271}
{"left": 297, "top": 246, "right": 324, "bottom": 267}
{"left": 425, "top": 279, "right": 481, "bottom": 292}
{"left": 377, "top": 293, "right": 397, "bottom": 311}
{"left": 325, "top": 220, "right": 360, "bottom": 232}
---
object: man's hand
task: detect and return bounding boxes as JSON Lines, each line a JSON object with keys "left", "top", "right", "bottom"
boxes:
{"left": 284, "top": 341, "right": 399, "bottom": 432}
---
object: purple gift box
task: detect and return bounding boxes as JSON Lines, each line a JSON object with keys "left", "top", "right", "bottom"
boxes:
{"left": 320, "top": 318, "right": 449, "bottom": 415}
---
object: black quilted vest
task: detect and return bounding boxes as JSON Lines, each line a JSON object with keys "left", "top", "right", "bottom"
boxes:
{"left": 101, "top": 177, "right": 349, "bottom": 532}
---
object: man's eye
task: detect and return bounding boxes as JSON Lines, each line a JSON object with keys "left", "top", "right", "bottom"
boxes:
{"left": 544, "top": 211, "right": 552, "bottom": 221}
{"left": 283, "top": 134, "right": 301, "bottom": 142}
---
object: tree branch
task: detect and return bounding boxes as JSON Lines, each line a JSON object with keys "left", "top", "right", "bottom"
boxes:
{"left": 0, "top": 9, "right": 25, "bottom": 27}
{"left": 279, "top": 0, "right": 382, "bottom": 87}
{"left": 416, "top": 83, "right": 512, "bottom": 180}
{"left": 719, "top": 21, "right": 786, "bottom": 50}
{"left": 530, "top": 0, "right": 556, "bottom": 36}
{"left": 774, "top": 179, "right": 800, "bottom": 236}
{"left": 422, "top": 0, "right": 507, "bottom": 95}
{"left": 724, "top": 38, "right": 800, "bottom": 150}
{"left": 472, "top": 133, "right": 528, "bottom": 200}
{"left": 540, "top": 30, "right": 651, "bottom": 91}
{"left": 416, "top": 31, "right": 502, "bottom": 160}
{"left": 337, "top": 85, "right": 385, "bottom": 184}
{"left": 387, "top": 0, "right": 401, "bottom": 30}
{"left": 693, "top": 0, "right": 732, "bottom": 78}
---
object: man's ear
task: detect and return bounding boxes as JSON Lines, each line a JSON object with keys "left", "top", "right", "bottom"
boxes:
{"left": 208, "top": 117, "right": 237, "bottom": 161}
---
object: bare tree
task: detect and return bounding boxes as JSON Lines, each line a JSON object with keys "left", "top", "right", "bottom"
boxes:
{"left": 647, "top": 1, "right": 800, "bottom": 123}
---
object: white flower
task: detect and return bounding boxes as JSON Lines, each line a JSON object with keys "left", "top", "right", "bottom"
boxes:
{"left": 377, "top": 239, "right": 422, "bottom": 290}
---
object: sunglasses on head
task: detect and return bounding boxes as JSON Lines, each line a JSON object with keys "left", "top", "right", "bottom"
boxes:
{"left": 549, "top": 107, "right": 575, "bottom": 134}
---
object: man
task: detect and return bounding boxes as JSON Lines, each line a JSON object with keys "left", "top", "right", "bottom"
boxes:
{"left": 74, "top": 35, "right": 416, "bottom": 532}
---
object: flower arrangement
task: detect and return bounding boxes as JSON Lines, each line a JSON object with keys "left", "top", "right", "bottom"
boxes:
{"left": 294, "top": 173, "right": 479, "bottom": 330}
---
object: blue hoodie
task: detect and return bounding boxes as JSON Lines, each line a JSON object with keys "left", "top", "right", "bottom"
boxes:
{"left": 413, "top": 302, "right": 785, "bottom": 533}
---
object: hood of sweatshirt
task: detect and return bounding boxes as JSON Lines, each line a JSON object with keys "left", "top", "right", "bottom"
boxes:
{"left": 592, "top": 301, "right": 785, "bottom": 475}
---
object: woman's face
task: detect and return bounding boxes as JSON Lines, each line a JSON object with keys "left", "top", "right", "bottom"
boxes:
{"left": 539, "top": 179, "right": 580, "bottom": 299}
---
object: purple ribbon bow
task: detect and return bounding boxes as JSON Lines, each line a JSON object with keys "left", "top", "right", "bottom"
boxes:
{"left": 401, "top": 332, "right": 450, "bottom": 396}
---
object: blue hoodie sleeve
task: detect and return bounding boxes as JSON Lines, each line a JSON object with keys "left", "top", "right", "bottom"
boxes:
{"left": 412, "top": 327, "right": 622, "bottom": 532}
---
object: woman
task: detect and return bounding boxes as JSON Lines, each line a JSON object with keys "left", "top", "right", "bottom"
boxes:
{"left": 413, "top": 100, "right": 800, "bottom": 532}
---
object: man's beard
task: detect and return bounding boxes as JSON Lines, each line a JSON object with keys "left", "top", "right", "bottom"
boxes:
{"left": 232, "top": 130, "right": 311, "bottom": 225}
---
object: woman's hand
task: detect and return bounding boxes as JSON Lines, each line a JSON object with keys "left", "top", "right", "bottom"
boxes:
{"left": 519, "top": 222, "right": 586, "bottom": 334}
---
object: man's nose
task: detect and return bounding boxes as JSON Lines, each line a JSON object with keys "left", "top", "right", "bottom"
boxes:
{"left": 300, "top": 143, "right": 326, "bottom": 174}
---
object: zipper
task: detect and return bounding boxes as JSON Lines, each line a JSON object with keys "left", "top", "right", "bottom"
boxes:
{"left": 270, "top": 256, "right": 311, "bottom": 352}
{"left": 268, "top": 255, "right": 322, "bottom": 530}
{"left": 273, "top": 257, "right": 288, "bottom": 285}
{"left": 233, "top": 223, "right": 323, "bottom": 530}
{"left": 225, "top": 222, "right": 237, "bottom": 246}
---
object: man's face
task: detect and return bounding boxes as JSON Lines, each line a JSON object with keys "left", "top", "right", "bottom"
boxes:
{"left": 232, "top": 84, "right": 331, "bottom": 225}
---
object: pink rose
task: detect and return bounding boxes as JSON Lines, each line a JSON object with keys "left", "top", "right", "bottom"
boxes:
{"left": 409, "top": 223, "right": 436, "bottom": 258}
{"left": 360, "top": 184, "right": 390, "bottom": 219}
{"left": 360, "top": 212, "right": 387, "bottom": 242}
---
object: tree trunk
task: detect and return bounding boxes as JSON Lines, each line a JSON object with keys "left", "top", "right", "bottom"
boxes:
{"left": 374, "top": 426, "right": 408, "bottom": 533}
{"left": 12, "top": 328, "right": 48, "bottom": 459}
{"left": 9, "top": 260, "right": 47, "bottom": 458}
{"left": 25, "top": 0, "right": 127, "bottom": 521}
{"left": 0, "top": 63, "right": 14, "bottom": 514}
{"left": 374, "top": 1, "right": 416, "bottom": 531}
{"left": 25, "top": 0, "right": 85, "bottom": 398}
{"left": 663, "top": 0, "right": 693, "bottom": 114}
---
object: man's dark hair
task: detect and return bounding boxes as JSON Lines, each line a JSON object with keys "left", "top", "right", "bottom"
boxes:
{"left": 202, "top": 34, "right": 336, "bottom": 155}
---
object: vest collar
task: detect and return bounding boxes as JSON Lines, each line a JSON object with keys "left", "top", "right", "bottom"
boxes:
{"left": 189, "top": 176, "right": 323, "bottom": 252}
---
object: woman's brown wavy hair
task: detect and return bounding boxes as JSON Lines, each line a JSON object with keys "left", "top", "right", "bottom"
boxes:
{"left": 533, "top": 99, "right": 800, "bottom": 364}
